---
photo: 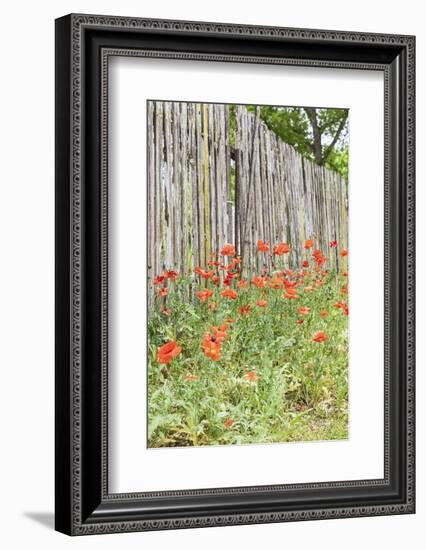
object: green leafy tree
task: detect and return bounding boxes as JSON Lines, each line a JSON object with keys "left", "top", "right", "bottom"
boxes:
{"left": 246, "top": 105, "right": 349, "bottom": 180}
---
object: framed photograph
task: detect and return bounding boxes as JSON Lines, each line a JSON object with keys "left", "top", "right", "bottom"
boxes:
{"left": 55, "top": 14, "right": 415, "bottom": 535}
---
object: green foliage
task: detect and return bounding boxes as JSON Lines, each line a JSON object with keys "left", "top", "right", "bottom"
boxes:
{"left": 148, "top": 269, "right": 349, "bottom": 447}
{"left": 248, "top": 105, "right": 312, "bottom": 157}
{"left": 245, "top": 105, "right": 349, "bottom": 180}
{"left": 326, "top": 146, "right": 349, "bottom": 182}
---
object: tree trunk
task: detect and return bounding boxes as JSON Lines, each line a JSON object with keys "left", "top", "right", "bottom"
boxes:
{"left": 304, "top": 107, "right": 323, "bottom": 165}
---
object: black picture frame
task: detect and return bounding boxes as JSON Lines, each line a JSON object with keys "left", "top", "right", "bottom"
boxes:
{"left": 55, "top": 13, "right": 415, "bottom": 535}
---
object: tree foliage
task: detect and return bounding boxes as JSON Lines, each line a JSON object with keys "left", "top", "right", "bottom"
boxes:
{"left": 246, "top": 105, "right": 349, "bottom": 180}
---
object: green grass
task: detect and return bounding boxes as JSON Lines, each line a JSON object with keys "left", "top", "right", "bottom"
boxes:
{"left": 147, "top": 266, "right": 349, "bottom": 448}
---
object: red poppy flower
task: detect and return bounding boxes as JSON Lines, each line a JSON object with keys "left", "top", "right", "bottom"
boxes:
{"left": 312, "top": 331, "right": 327, "bottom": 343}
{"left": 195, "top": 289, "right": 214, "bottom": 302}
{"left": 273, "top": 242, "right": 290, "bottom": 255}
{"left": 153, "top": 275, "right": 165, "bottom": 285}
{"left": 221, "top": 288, "right": 237, "bottom": 300}
{"left": 302, "top": 260, "right": 309, "bottom": 268}
{"left": 256, "top": 300, "right": 267, "bottom": 307}
{"left": 224, "top": 419, "right": 235, "bottom": 429}
{"left": 319, "top": 310, "right": 329, "bottom": 318}
{"left": 304, "top": 239, "right": 314, "bottom": 249}
{"left": 194, "top": 266, "right": 213, "bottom": 279}
{"left": 298, "top": 306, "right": 311, "bottom": 315}
{"left": 245, "top": 371, "right": 260, "bottom": 382}
{"left": 158, "top": 287, "right": 168, "bottom": 297}
{"left": 312, "top": 249, "right": 327, "bottom": 266}
{"left": 157, "top": 341, "right": 182, "bottom": 364}
{"left": 239, "top": 304, "right": 251, "bottom": 316}
{"left": 238, "top": 279, "right": 248, "bottom": 288}
{"left": 252, "top": 276, "right": 267, "bottom": 288}
{"left": 329, "top": 240, "right": 337, "bottom": 248}
{"left": 163, "top": 270, "right": 179, "bottom": 281}
{"left": 283, "top": 291, "right": 299, "bottom": 299}
{"left": 257, "top": 240, "right": 270, "bottom": 252}
{"left": 220, "top": 244, "right": 236, "bottom": 257}
{"left": 212, "top": 326, "right": 228, "bottom": 342}
{"left": 295, "top": 319, "right": 304, "bottom": 324}
{"left": 269, "top": 277, "right": 283, "bottom": 289}
{"left": 340, "top": 249, "right": 349, "bottom": 257}
{"left": 334, "top": 300, "right": 349, "bottom": 315}
{"left": 201, "top": 337, "right": 221, "bottom": 361}
{"left": 285, "top": 285, "right": 298, "bottom": 294}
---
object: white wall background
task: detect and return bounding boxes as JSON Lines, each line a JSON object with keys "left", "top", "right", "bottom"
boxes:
{"left": 0, "top": 1, "right": 422, "bottom": 548}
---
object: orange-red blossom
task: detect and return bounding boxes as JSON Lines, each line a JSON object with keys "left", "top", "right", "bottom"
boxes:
{"left": 157, "top": 341, "right": 182, "bottom": 364}
{"left": 312, "top": 331, "right": 328, "bottom": 343}
{"left": 333, "top": 300, "right": 349, "bottom": 315}
{"left": 282, "top": 285, "right": 299, "bottom": 299}
{"left": 196, "top": 289, "right": 214, "bottom": 302}
{"left": 312, "top": 249, "right": 327, "bottom": 267}
{"left": 201, "top": 331, "right": 222, "bottom": 361}
{"left": 257, "top": 240, "right": 270, "bottom": 252}
{"left": 239, "top": 304, "right": 251, "bottom": 316}
{"left": 252, "top": 276, "right": 267, "bottom": 288}
{"left": 269, "top": 277, "right": 283, "bottom": 289}
{"left": 202, "top": 338, "right": 221, "bottom": 361}
{"left": 220, "top": 244, "right": 236, "bottom": 256}
{"left": 273, "top": 242, "right": 290, "bottom": 255}
{"left": 163, "top": 270, "right": 179, "bottom": 281}
{"left": 221, "top": 288, "right": 238, "bottom": 300}
{"left": 201, "top": 324, "right": 231, "bottom": 361}
{"left": 194, "top": 266, "right": 213, "bottom": 279}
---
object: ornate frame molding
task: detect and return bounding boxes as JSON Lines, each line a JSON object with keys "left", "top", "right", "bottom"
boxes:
{"left": 55, "top": 13, "right": 415, "bottom": 535}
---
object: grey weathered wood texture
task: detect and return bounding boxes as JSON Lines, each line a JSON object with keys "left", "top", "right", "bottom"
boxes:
{"left": 147, "top": 101, "right": 348, "bottom": 288}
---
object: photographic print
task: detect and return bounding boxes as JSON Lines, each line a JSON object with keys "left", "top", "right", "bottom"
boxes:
{"left": 147, "top": 101, "right": 349, "bottom": 448}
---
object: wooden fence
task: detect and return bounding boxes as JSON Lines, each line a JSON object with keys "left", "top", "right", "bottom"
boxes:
{"left": 147, "top": 101, "right": 233, "bottom": 284}
{"left": 234, "top": 106, "right": 348, "bottom": 274}
{"left": 147, "top": 101, "right": 348, "bottom": 288}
